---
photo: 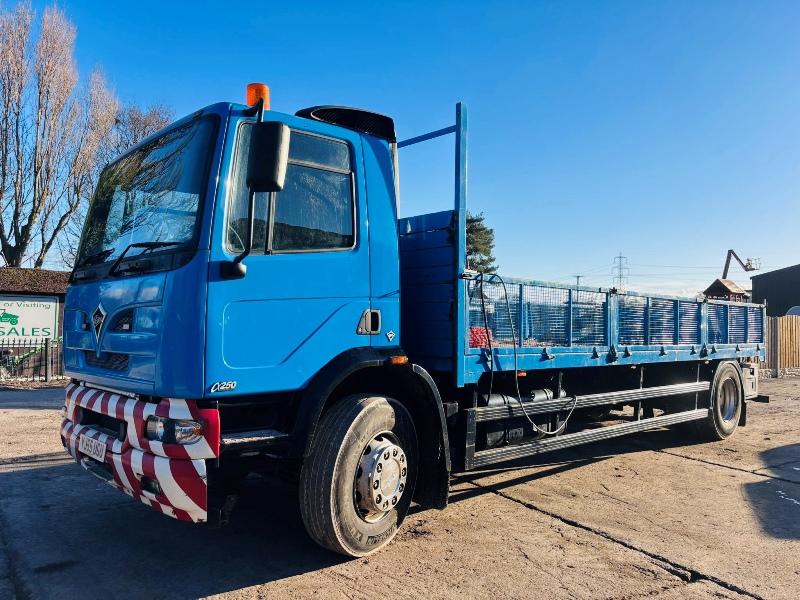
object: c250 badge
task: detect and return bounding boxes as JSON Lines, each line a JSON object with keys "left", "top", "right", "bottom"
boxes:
{"left": 210, "top": 380, "right": 237, "bottom": 393}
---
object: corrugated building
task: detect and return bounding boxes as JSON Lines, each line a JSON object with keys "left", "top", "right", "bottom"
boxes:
{"left": 751, "top": 264, "right": 800, "bottom": 317}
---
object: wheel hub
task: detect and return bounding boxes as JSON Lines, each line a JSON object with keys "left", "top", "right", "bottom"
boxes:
{"left": 720, "top": 378, "right": 738, "bottom": 422}
{"left": 355, "top": 434, "right": 408, "bottom": 521}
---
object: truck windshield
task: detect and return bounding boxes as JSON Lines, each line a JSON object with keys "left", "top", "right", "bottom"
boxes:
{"left": 75, "top": 114, "right": 217, "bottom": 268}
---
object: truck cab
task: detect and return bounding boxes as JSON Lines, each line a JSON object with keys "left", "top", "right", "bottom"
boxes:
{"left": 61, "top": 88, "right": 450, "bottom": 551}
{"left": 65, "top": 99, "right": 400, "bottom": 400}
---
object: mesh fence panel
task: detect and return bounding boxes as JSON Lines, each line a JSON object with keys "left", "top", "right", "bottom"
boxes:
{"left": 521, "top": 286, "right": 569, "bottom": 346}
{"left": 468, "top": 281, "right": 604, "bottom": 348}
{"left": 747, "top": 307, "right": 763, "bottom": 343}
{"left": 729, "top": 306, "right": 746, "bottom": 344}
{"left": 619, "top": 295, "right": 646, "bottom": 345}
{"left": 467, "top": 279, "right": 518, "bottom": 346}
{"left": 466, "top": 281, "right": 758, "bottom": 352}
{"left": 649, "top": 299, "right": 675, "bottom": 345}
{"left": 572, "top": 291, "right": 606, "bottom": 346}
{"left": 708, "top": 303, "right": 727, "bottom": 344}
{"left": 679, "top": 301, "right": 701, "bottom": 344}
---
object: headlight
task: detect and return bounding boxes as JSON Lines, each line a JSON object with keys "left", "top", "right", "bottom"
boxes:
{"left": 145, "top": 416, "right": 204, "bottom": 445}
{"left": 145, "top": 416, "right": 167, "bottom": 441}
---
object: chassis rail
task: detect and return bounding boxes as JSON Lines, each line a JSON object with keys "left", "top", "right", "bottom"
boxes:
{"left": 461, "top": 378, "right": 718, "bottom": 470}
{"left": 471, "top": 381, "right": 710, "bottom": 422}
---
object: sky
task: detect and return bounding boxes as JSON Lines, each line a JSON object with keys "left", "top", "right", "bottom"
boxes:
{"left": 30, "top": 0, "right": 800, "bottom": 295}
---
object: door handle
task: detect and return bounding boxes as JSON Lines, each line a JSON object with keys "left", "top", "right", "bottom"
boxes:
{"left": 357, "top": 309, "right": 381, "bottom": 335}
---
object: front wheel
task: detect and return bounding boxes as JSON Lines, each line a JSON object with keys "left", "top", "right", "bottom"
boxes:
{"left": 299, "top": 394, "right": 418, "bottom": 557}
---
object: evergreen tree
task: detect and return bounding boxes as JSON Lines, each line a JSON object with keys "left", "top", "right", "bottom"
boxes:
{"left": 466, "top": 211, "right": 497, "bottom": 272}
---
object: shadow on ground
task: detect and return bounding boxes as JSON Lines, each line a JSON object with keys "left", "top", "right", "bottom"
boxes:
{"left": 0, "top": 453, "right": 344, "bottom": 599}
{"left": 0, "top": 386, "right": 65, "bottom": 409}
{"left": 743, "top": 443, "right": 800, "bottom": 540}
{"left": 453, "top": 425, "right": 800, "bottom": 543}
{"left": 453, "top": 421, "right": 711, "bottom": 488}
{"left": 3, "top": 420, "right": 798, "bottom": 598}
{"left": 0, "top": 432, "right": 669, "bottom": 599}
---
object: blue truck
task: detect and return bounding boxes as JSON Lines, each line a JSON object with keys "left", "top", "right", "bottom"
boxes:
{"left": 60, "top": 84, "right": 766, "bottom": 556}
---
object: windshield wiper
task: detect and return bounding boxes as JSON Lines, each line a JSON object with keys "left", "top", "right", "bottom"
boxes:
{"left": 108, "top": 241, "right": 186, "bottom": 276}
{"left": 76, "top": 248, "right": 115, "bottom": 268}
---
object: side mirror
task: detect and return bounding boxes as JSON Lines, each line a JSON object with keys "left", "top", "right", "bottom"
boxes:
{"left": 221, "top": 121, "right": 291, "bottom": 280}
{"left": 247, "top": 121, "right": 290, "bottom": 192}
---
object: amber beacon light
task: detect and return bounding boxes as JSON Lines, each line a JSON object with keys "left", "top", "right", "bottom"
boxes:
{"left": 246, "top": 82, "right": 270, "bottom": 109}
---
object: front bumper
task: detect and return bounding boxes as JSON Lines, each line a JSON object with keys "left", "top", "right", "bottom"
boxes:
{"left": 60, "top": 383, "right": 219, "bottom": 523}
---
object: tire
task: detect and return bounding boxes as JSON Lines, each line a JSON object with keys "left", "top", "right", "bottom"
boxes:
{"left": 299, "top": 394, "right": 418, "bottom": 557}
{"left": 698, "top": 362, "right": 743, "bottom": 440}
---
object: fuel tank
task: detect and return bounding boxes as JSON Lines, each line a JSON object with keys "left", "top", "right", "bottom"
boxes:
{"left": 479, "top": 388, "right": 567, "bottom": 449}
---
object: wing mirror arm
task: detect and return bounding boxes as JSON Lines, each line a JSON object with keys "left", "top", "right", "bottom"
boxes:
{"left": 221, "top": 189, "right": 257, "bottom": 279}
{"left": 221, "top": 116, "right": 290, "bottom": 280}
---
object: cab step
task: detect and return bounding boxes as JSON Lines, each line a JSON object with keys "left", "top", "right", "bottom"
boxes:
{"left": 220, "top": 429, "right": 288, "bottom": 451}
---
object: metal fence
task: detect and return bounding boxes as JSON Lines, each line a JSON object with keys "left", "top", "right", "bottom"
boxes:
{"left": 0, "top": 338, "right": 64, "bottom": 381}
{"left": 466, "top": 278, "right": 765, "bottom": 350}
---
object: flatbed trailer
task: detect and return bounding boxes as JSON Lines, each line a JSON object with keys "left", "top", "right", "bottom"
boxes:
{"left": 398, "top": 103, "right": 764, "bottom": 471}
{"left": 60, "top": 89, "right": 765, "bottom": 558}
{"left": 401, "top": 213, "right": 765, "bottom": 379}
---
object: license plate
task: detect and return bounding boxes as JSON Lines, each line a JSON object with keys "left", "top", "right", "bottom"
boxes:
{"left": 78, "top": 434, "right": 107, "bottom": 462}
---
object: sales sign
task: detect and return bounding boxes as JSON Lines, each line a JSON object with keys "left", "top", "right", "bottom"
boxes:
{"left": 0, "top": 295, "right": 58, "bottom": 341}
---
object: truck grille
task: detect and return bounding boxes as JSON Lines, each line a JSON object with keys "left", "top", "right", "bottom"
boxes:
{"left": 84, "top": 351, "right": 129, "bottom": 371}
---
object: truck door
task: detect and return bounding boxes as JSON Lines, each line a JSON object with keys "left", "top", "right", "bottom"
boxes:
{"left": 205, "top": 114, "right": 370, "bottom": 396}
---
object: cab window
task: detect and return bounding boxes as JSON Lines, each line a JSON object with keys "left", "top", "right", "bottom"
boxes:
{"left": 226, "top": 126, "right": 355, "bottom": 253}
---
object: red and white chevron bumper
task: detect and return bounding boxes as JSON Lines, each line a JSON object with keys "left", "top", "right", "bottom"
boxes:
{"left": 60, "top": 383, "right": 220, "bottom": 523}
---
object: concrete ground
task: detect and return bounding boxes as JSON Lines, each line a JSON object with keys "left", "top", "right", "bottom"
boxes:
{"left": 0, "top": 379, "right": 797, "bottom": 600}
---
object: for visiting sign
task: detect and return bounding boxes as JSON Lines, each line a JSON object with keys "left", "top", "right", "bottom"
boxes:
{"left": 0, "top": 295, "right": 58, "bottom": 341}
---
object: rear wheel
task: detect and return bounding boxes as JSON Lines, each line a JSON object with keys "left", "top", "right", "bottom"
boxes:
{"left": 699, "top": 362, "right": 743, "bottom": 440}
{"left": 299, "top": 394, "right": 417, "bottom": 557}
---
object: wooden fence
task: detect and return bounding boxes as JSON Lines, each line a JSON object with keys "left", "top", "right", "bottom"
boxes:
{"left": 762, "top": 316, "right": 800, "bottom": 376}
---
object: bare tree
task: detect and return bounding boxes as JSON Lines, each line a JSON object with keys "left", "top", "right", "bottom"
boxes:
{"left": 57, "top": 103, "right": 172, "bottom": 266}
{"left": 0, "top": 3, "right": 120, "bottom": 268}
{"left": 105, "top": 104, "right": 172, "bottom": 161}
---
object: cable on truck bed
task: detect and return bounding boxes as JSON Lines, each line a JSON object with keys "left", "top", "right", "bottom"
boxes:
{"left": 478, "top": 272, "right": 578, "bottom": 436}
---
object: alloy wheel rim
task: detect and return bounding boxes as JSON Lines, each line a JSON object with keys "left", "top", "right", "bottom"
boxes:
{"left": 354, "top": 431, "right": 408, "bottom": 523}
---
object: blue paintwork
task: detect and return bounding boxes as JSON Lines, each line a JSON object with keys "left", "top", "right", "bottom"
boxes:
{"left": 63, "top": 104, "right": 230, "bottom": 398}
{"left": 397, "top": 104, "right": 469, "bottom": 386}
{"left": 397, "top": 125, "right": 456, "bottom": 148}
{"left": 399, "top": 210, "right": 457, "bottom": 375}
{"left": 454, "top": 104, "right": 468, "bottom": 387}
{"left": 362, "top": 134, "right": 402, "bottom": 350}
{"left": 66, "top": 99, "right": 404, "bottom": 399}
{"left": 65, "top": 99, "right": 765, "bottom": 403}
{"left": 207, "top": 108, "right": 374, "bottom": 396}
{"left": 455, "top": 276, "right": 765, "bottom": 384}
{"left": 396, "top": 104, "right": 765, "bottom": 387}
